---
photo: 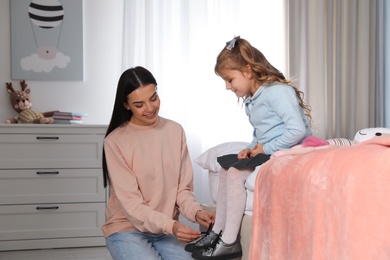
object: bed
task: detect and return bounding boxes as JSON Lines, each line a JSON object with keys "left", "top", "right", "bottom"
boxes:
{"left": 249, "top": 133, "right": 390, "bottom": 259}
{"left": 195, "top": 128, "right": 390, "bottom": 260}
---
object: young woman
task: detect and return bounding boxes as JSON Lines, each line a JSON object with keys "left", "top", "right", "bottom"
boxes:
{"left": 102, "top": 66, "right": 214, "bottom": 260}
{"left": 189, "top": 37, "right": 313, "bottom": 260}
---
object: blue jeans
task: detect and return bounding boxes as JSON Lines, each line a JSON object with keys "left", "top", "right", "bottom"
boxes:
{"left": 106, "top": 231, "right": 193, "bottom": 260}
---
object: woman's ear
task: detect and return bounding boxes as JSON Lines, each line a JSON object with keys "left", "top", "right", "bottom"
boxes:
{"left": 124, "top": 102, "right": 130, "bottom": 110}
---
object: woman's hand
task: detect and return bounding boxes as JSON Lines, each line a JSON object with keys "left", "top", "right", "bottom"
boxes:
{"left": 172, "top": 221, "right": 201, "bottom": 243}
{"left": 195, "top": 210, "right": 215, "bottom": 228}
{"left": 250, "top": 144, "right": 264, "bottom": 157}
{"left": 172, "top": 210, "right": 215, "bottom": 242}
{"left": 238, "top": 148, "right": 251, "bottom": 159}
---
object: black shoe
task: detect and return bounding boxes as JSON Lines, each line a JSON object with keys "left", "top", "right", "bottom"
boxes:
{"left": 191, "top": 234, "right": 242, "bottom": 260}
{"left": 185, "top": 223, "right": 219, "bottom": 252}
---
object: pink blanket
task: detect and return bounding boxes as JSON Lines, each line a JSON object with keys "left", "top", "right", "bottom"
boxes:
{"left": 250, "top": 136, "right": 390, "bottom": 259}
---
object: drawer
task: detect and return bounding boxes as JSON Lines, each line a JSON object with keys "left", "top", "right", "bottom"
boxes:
{"left": 0, "top": 134, "right": 103, "bottom": 169}
{"left": 0, "top": 203, "right": 105, "bottom": 241}
{"left": 0, "top": 169, "right": 105, "bottom": 205}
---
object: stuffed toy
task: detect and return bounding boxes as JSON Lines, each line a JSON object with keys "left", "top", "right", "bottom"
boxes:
{"left": 5, "top": 80, "right": 56, "bottom": 124}
{"left": 353, "top": 127, "right": 390, "bottom": 143}
{"left": 272, "top": 128, "right": 390, "bottom": 158}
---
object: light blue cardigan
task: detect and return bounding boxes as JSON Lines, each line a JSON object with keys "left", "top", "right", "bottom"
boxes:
{"left": 244, "top": 83, "right": 312, "bottom": 154}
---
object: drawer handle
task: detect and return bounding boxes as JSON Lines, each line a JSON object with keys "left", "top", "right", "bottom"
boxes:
{"left": 36, "top": 171, "right": 59, "bottom": 175}
{"left": 36, "top": 136, "right": 59, "bottom": 140}
{"left": 36, "top": 206, "right": 59, "bottom": 210}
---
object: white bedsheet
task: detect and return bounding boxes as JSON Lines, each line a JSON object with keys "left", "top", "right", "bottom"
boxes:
{"left": 244, "top": 165, "right": 262, "bottom": 215}
{"left": 194, "top": 141, "right": 262, "bottom": 216}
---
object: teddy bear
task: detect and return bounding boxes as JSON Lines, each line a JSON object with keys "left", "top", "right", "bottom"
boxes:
{"left": 5, "top": 80, "right": 56, "bottom": 124}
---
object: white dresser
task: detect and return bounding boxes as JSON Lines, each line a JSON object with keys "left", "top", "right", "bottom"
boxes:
{"left": 0, "top": 124, "right": 107, "bottom": 251}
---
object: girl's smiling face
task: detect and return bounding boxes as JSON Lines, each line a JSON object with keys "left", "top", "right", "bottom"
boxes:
{"left": 125, "top": 84, "right": 160, "bottom": 126}
{"left": 218, "top": 66, "right": 257, "bottom": 97}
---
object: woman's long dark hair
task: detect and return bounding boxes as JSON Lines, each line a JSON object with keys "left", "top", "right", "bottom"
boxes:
{"left": 103, "top": 66, "right": 157, "bottom": 188}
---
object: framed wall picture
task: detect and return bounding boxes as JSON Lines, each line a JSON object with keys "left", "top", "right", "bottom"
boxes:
{"left": 11, "top": 0, "right": 83, "bottom": 81}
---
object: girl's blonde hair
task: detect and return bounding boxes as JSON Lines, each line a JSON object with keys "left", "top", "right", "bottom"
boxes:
{"left": 215, "top": 37, "right": 312, "bottom": 124}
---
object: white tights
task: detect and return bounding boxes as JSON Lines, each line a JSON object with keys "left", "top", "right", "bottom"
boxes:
{"left": 212, "top": 167, "right": 253, "bottom": 244}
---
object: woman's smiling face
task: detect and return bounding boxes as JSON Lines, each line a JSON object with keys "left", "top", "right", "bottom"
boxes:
{"left": 125, "top": 84, "right": 160, "bottom": 126}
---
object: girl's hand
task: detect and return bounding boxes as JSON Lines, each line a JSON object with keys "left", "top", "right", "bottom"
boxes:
{"left": 172, "top": 221, "right": 201, "bottom": 243}
{"left": 238, "top": 148, "right": 251, "bottom": 159}
{"left": 250, "top": 144, "right": 264, "bottom": 157}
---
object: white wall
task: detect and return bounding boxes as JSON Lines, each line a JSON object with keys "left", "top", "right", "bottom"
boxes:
{"left": 0, "top": 1, "right": 123, "bottom": 125}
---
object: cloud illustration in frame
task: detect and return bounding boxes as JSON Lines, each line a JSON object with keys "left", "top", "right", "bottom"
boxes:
{"left": 11, "top": 0, "right": 83, "bottom": 81}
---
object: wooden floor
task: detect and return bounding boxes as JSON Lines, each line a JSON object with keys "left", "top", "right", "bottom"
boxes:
{"left": 0, "top": 247, "right": 113, "bottom": 260}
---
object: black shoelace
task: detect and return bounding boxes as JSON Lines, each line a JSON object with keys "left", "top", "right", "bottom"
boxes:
{"left": 203, "top": 230, "right": 223, "bottom": 254}
{"left": 196, "top": 222, "right": 214, "bottom": 244}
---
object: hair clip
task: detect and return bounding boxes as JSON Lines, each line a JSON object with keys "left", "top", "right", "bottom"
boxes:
{"left": 225, "top": 36, "right": 240, "bottom": 50}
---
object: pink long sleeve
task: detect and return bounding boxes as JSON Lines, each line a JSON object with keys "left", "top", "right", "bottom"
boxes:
{"left": 102, "top": 117, "right": 202, "bottom": 237}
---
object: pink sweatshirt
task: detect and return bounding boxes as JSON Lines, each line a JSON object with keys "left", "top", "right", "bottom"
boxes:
{"left": 102, "top": 116, "right": 202, "bottom": 238}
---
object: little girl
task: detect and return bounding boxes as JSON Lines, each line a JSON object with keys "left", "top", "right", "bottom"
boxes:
{"left": 188, "top": 37, "right": 313, "bottom": 259}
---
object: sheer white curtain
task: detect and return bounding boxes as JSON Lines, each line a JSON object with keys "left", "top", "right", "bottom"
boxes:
{"left": 120, "top": 0, "right": 285, "bottom": 203}
{"left": 286, "top": 0, "right": 387, "bottom": 139}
